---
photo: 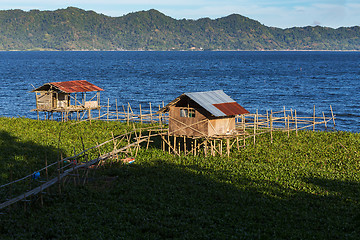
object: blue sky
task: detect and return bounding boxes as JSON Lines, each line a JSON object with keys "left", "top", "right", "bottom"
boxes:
{"left": 1, "top": 0, "right": 359, "bottom": 28}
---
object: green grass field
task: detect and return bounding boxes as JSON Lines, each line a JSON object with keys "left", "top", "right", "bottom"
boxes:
{"left": 1, "top": 117, "right": 360, "bottom": 239}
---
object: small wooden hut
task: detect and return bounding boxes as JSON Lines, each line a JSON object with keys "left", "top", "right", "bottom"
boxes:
{"left": 159, "top": 90, "right": 249, "bottom": 137}
{"left": 31, "top": 80, "right": 104, "bottom": 120}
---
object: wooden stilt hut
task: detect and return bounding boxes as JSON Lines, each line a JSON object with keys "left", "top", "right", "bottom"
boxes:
{"left": 31, "top": 80, "right": 104, "bottom": 120}
{"left": 159, "top": 90, "right": 249, "bottom": 137}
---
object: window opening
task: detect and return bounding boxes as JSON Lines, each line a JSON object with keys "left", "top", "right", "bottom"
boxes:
{"left": 180, "top": 108, "right": 195, "bottom": 118}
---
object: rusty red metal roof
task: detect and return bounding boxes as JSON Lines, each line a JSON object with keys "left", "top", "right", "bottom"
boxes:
{"left": 213, "top": 102, "right": 249, "bottom": 116}
{"left": 49, "top": 80, "right": 103, "bottom": 93}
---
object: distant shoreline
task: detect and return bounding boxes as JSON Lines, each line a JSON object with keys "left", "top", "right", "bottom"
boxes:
{"left": 1, "top": 49, "right": 360, "bottom": 52}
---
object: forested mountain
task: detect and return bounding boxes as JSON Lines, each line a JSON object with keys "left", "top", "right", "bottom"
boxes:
{"left": 0, "top": 7, "right": 359, "bottom": 50}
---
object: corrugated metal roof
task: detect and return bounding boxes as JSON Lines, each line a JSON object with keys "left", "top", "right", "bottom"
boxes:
{"left": 213, "top": 102, "right": 249, "bottom": 115}
{"left": 49, "top": 80, "right": 104, "bottom": 93}
{"left": 184, "top": 90, "right": 248, "bottom": 117}
{"left": 158, "top": 90, "right": 249, "bottom": 116}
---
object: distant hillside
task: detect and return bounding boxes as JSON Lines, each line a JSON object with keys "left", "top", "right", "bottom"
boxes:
{"left": 0, "top": 7, "right": 359, "bottom": 50}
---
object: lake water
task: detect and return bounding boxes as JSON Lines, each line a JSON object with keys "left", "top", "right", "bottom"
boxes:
{"left": 0, "top": 51, "right": 359, "bottom": 132}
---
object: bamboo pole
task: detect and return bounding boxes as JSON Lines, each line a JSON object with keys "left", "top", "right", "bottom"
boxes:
{"left": 107, "top": 98, "right": 110, "bottom": 121}
{"left": 116, "top": 99, "right": 119, "bottom": 120}
{"left": 127, "top": 104, "right": 130, "bottom": 125}
{"left": 149, "top": 102, "right": 153, "bottom": 123}
{"left": 226, "top": 138, "right": 230, "bottom": 158}
{"left": 330, "top": 105, "right": 336, "bottom": 129}
{"left": 146, "top": 130, "right": 152, "bottom": 150}
{"left": 283, "top": 106, "right": 286, "bottom": 129}
{"left": 159, "top": 105, "right": 162, "bottom": 126}
{"left": 287, "top": 115, "right": 290, "bottom": 138}
{"left": 184, "top": 136, "right": 187, "bottom": 155}
{"left": 211, "top": 140, "right": 215, "bottom": 156}
{"left": 139, "top": 104, "right": 143, "bottom": 124}
{"left": 195, "top": 139, "right": 197, "bottom": 156}
{"left": 270, "top": 112, "right": 273, "bottom": 143}
{"left": 322, "top": 112, "right": 327, "bottom": 130}
{"left": 204, "top": 139, "right": 208, "bottom": 157}
{"left": 295, "top": 109, "right": 298, "bottom": 136}
{"left": 242, "top": 115, "right": 246, "bottom": 146}
{"left": 253, "top": 110, "right": 257, "bottom": 146}
{"left": 167, "top": 131, "right": 170, "bottom": 154}
{"left": 313, "top": 105, "right": 315, "bottom": 131}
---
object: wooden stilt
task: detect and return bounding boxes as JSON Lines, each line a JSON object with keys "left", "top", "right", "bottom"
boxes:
{"left": 322, "top": 112, "right": 327, "bottom": 130}
{"left": 295, "top": 109, "right": 298, "bottom": 136}
{"left": 149, "top": 102, "right": 153, "bottom": 123}
{"left": 146, "top": 130, "right": 152, "bottom": 150}
{"left": 184, "top": 136, "right": 187, "bottom": 155}
{"left": 284, "top": 106, "right": 286, "bottom": 129}
{"left": 226, "top": 138, "right": 230, "bottom": 158}
{"left": 173, "top": 136, "right": 177, "bottom": 155}
{"left": 313, "top": 105, "right": 316, "bottom": 131}
{"left": 139, "top": 104, "right": 143, "bottom": 124}
{"left": 204, "top": 139, "right": 208, "bottom": 157}
{"left": 88, "top": 109, "right": 91, "bottom": 124}
{"left": 211, "top": 140, "right": 215, "bottom": 156}
{"left": 219, "top": 140, "right": 223, "bottom": 156}
{"left": 167, "top": 132, "right": 170, "bottom": 154}
{"left": 194, "top": 139, "right": 197, "bottom": 156}
{"left": 236, "top": 136, "right": 240, "bottom": 151}
{"left": 243, "top": 115, "right": 246, "bottom": 146}
{"left": 127, "top": 104, "right": 130, "bottom": 125}
{"left": 330, "top": 105, "right": 336, "bottom": 129}
{"left": 116, "top": 99, "right": 119, "bottom": 120}
{"left": 159, "top": 105, "right": 162, "bottom": 126}
{"left": 270, "top": 113, "right": 273, "bottom": 143}
{"left": 107, "top": 98, "right": 110, "bottom": 121}
{"left": 287, "top": 115, "right": 290, "bottom": 138}
{"left": 253, "top": 111, "right": 257, "bottom": 146}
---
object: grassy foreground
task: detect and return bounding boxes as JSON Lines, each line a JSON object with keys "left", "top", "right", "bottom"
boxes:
{"left": 1, "top": 117, "right": 360, "bottom": 239}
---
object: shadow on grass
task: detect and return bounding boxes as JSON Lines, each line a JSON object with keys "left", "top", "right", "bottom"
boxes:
{"left": 1, "top": 157, "right": 360, "bottom": 239}
{"left": 0, "top": 130, "right": 60, "bottom": 196}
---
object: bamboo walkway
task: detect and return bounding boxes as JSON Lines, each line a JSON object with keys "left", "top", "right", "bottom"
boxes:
{"left": 0, "top": 129, "right": 151, "bottom": 211}
{"left": 1, "top": 102, "right": 336, "bottom": 211}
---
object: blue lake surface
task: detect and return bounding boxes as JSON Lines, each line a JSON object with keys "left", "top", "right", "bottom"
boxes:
{"left": 0, "top": 51, "right": 359, "bottom": 132}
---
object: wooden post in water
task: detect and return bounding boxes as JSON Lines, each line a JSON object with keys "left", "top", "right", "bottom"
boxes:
{"left": 107, "top": 98, "right": 110, "bottom": 121}
{"left": 127, "top": 104, "right": 130, "bottom": 125}
{"left": 116, "top": 99, "right": 119, "bottom": 120}
{"left": 139, "top": 104, "right": 143, "bottom": 124}
{"left": 287, "top": 115, "right": 290, "bottom": 138}
{"left": 330, "top": 105, "right": 336, "bottom": 129}
{"left": 313, "top": 105, "right": 316, "bottom": 131}
{"left": 159, "top": 105, "right": 162, "bottom": 127}
{"left": 295, "top": 109, "right": 298, "bottom": 136}
{"left": 270, "top": 112, "right": 273, "bottom": 143}
{"left": 149, "top": 102, "right": 153, "bottom": 123}
{"left": 283, "top": 106, "right": 286, "bottom": 129}
{"left": 322, "top": 112, "right": 327, "bottom": 130}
